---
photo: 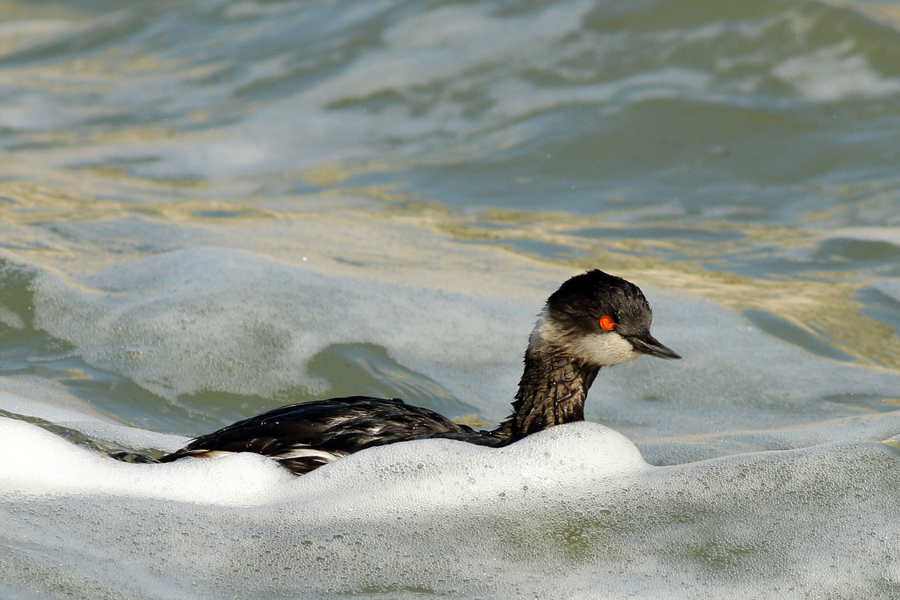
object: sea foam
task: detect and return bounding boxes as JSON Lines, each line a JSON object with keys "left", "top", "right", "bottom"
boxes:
{"left": 3, "top": 409, "right": 899, "bottom": 600}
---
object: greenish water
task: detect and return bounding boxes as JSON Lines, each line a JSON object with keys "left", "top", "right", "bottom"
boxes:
{"left": 1, "top": 0, "right": 900, "bottom": 598}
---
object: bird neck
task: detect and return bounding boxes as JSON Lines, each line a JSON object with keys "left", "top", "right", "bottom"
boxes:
{"left": 492, "top": 348, "right": 600, "bottom": 442}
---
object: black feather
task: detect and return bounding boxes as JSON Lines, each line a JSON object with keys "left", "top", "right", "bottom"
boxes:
{"left": 152, "top": 270, "right": 678, "bottom": 476}
{"left": 159, "top": 396, "right": 495, "bottom": 475}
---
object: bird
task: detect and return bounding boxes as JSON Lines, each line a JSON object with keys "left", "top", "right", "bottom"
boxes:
{"left": 157, "top": 269, "right": 680, "bottom": 475}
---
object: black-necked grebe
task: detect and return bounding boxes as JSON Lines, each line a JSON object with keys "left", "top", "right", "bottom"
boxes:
{"left": 158, "top": 270, "right": 679, "bottom": 475}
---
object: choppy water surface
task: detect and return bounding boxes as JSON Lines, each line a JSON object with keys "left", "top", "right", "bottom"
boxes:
{"left": 2, "top": 1, "right": 900, "bottom": 598}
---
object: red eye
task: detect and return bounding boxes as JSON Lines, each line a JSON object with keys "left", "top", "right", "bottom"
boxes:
{"left": 599, "top": 315, "right": 616, "bottom": 331}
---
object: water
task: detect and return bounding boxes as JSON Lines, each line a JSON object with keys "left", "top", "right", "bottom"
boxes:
{"left": 1, "top": 0, "right": 900, "bottom": 597}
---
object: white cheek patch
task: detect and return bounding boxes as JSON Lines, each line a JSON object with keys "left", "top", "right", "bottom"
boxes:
{"left": 569, "top": 331, "right": 641, "bottom": 367}
{"left": 530, "top": 308, "right": 641, "bottom": 367}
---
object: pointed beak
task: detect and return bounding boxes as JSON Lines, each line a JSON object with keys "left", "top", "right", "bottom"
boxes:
{"left": 628, "top": 333, "right": 681, "bottom": 360}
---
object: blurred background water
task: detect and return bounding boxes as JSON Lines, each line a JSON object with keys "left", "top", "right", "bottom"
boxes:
{"left": 2, "top": 0, "right": 900, "bottom": 598}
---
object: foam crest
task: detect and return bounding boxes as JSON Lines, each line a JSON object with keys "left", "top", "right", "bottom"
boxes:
{"left": 0, "top": 417, "right": 296, "bottom": 505}
{"left": 0, "top": 415, "right": 646, "bottom": 507}
{"left": 299, "top": 421, "right": 649, "bottom": 510}
{"left": 3, "top": 413, "right": 900, "bottom": 599}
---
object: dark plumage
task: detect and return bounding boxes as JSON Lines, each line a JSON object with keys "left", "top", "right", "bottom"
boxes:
{"left": 159, "top": 396, "right": 495, "bottom": 474}
{"left": 157, "top": 270, "right": 680, "bottom": 475}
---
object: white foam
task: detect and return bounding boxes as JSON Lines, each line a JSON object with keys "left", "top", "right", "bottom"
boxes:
{"left": 771, "top": 40, "right": 900, "bottom": 102}
{"left": 0, "top": 414, "right": 646, "bottom": 503}
{"left": 3, "top": 2, "right": 900, "bottom": 597}
{"left": 0, "top": 417, "right": 297, "bottom": 504}
{"left": 7, "top": 246, "right": 900, "bottom": 598}
{"left": 3, "top": 412, "right": 900, "bottom": 599}
{"left": 305, "top": 420, "right": 649, "bottom": 506}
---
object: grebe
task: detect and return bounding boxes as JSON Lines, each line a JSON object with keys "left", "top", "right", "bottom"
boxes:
{"left": 158, "top": 270, "right": 679, "bottom": 475}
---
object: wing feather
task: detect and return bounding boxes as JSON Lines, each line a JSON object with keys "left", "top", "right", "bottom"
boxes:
{"left": 160, "top": 396, "right": 486, "bottom": 475}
